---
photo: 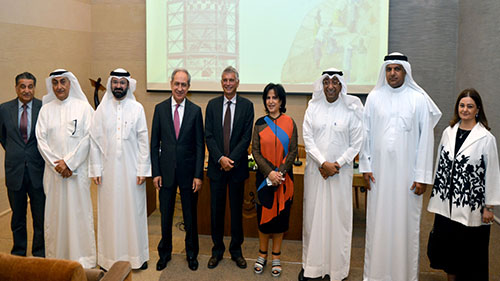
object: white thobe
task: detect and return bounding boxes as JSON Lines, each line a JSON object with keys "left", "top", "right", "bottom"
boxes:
{"left": 89, "top": 98, "right": 151, "bottom": 270}
{"left": 359, "top": 85, "right": 435, "bottom": 281}
{"left": 35, "top": 97, "right": 96, "bottom": 268}
{"left": 302, "top": 96, "right": 363, "bottom": 280}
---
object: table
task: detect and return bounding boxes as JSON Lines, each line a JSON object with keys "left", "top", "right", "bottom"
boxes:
{"left": 196, "top": 159, "right": 369, "bottom": 240}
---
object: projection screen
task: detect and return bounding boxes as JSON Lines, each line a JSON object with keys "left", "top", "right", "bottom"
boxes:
{"left": 147, "top": 0, "right": 389, "bottom": 93}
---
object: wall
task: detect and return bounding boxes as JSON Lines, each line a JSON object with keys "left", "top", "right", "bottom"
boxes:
{"left": 457, "top": 0, "right": 500, "bottom": 219}
{"left": 0, "top": 0, "right": 92, "bottom": 212}
{"left": 0, "top": 0, "right": 499, "bottom": 217}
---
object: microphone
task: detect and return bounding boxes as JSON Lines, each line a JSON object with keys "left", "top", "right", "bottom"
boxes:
{"left": 293, "top": 155, "right": 302, "bottom": 166}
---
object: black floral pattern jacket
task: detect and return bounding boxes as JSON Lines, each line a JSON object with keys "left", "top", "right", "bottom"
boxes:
{"left": 428, "top": 123, "right": 500, "bottom": 226}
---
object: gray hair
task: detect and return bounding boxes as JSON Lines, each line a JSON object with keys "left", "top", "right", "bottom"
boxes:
{"left": 170, "top": 68, "right": 191, "bottom": 86}
{"left": 221, "top": 66, "right": 239, "bottom": 81}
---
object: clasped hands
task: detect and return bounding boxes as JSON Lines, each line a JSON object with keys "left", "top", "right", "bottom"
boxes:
{"left": 319, "top": 161, "right": 340, "bottom": 179}
{"left": 54, "top": 159, "right": 72, "bottom": 178}
{"left": 219, "top": 156, "right": 234, "bottom": 171}
{"left": 268, "top": 170, "right": 285, "bottom": 186}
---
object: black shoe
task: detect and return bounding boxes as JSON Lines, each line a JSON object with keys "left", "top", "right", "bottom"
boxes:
{"left": 207, "top": 255, "right": 222, "bottom": 269}
{"left": 139, "top": 261, "right": 148, "bottom": 270}
{"left": 187, "top": 256, "right": 199, "bottom": 271}
{"left": 231, "top": 255, "right": 247, "bottom": 269}
{"left": 156, "top": 256, "right": 171, "bottom": 271}
{"left": 298, "top": 268, "right": 310, "bottom": 281}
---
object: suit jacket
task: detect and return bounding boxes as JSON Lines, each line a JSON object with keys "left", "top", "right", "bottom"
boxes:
{"left": 0, "top": 98, "right": 44, "bottom": 191}
{"left": 205, "top": 94, "right": 254, "bottom": 182}
{"left": 151, "top": 97, "right": 205, "bottom": 188}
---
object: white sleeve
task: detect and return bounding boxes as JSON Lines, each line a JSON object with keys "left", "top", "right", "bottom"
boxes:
{"left": 485, "top": 135, "right": 500, "bottom": 206}
{"left": 303, "top": 106, "right": 326, "bottom": 166}
{"left": 336, "top": 113, "right": 363, "bottom": 167}
{"left": 414, "top": 97, "right": 435, "bottom": 184}
{"left": 35, "top": 106, "right": 59, "bottom": 169}
{"left": 358, "top": 97, "right": 372, "bottom": 173}
{"left": 136, "top": 106, "right": 152, "bottom": 177}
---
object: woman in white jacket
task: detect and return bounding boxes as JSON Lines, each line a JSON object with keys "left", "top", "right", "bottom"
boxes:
{"left": 427, "top": 88, "right": 500, "bottom": 281}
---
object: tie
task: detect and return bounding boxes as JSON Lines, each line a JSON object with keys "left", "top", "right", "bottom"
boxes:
{"left": 20, "top": 104, "right": 28, "bottom": 143}
{"left": 174, "top": 104, "right": 180, "bottom": 139}
{"left": 223, "top": 100, "right": 232, "bottom": 155}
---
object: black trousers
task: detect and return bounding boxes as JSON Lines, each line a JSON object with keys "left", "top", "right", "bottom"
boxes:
{"left": 7, "top": 169, "right": 45, "bottom": 257}
{"left": 157, "top": 177, "right": 199, "bottom": 260}
{"left": 209, "top": 176, "right": 245, "bottom": 258}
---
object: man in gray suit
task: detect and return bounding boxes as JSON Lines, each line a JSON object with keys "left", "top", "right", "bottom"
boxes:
{"left": 0, "top": 72, "right": 45, "bottom": 257}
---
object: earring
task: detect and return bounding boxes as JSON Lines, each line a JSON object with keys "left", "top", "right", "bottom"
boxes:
{"left": 476, "top": 113, "right": 479, "bottom": 118}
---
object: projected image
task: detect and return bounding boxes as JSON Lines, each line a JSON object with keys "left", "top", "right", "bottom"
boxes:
{"left": 147, "top": 0, "right": 388, "bottom": 93}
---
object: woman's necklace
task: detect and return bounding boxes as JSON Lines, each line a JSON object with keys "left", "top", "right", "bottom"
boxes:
{"left": 458, "top": 128, "right": 470, "bottom": 139}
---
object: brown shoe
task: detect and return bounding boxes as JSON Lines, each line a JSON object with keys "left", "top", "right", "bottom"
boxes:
{"left": 231, "top": 256, "right": 247, "bottom": 269}
{"left": 207, "top": 255, "right": 222, "bottom": 269}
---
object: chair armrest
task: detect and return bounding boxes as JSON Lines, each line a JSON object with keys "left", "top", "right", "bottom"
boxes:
{"left": 101, "top": 261, "right": 132, "bottom": 281}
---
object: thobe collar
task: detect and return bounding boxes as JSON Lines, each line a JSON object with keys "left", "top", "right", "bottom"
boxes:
{"left": 385, "top": 83, "right": 407, "bottom": 94}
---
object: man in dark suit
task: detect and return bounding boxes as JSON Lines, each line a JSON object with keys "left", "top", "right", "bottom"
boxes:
{"left": 151, "top": 68, "right": 204, "bottom": 271}
{"left": 205, "top": 66, "right": 254, "bottom": 269}
{"left": 0, "top": 72, "right": 45, "bottom": 257}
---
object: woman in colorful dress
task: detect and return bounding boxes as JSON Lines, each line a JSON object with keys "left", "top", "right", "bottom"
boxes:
{"left": 251, "top": 83, "right": 298, "bottom": 277}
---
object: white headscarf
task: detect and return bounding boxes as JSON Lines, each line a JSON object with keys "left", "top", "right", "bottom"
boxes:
{"left": 310, "top": 67, "right": 364, "bottom": 120}
{"left": 43, "top": 69, "right": 88, "bottom": 105}
{"left": 372, "top": 52, "right": 442, "bottom": 126}
{"left": 98, "top": 68, "right": 137, "bottom": 108}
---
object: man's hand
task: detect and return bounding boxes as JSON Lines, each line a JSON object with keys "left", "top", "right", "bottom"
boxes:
{"left": 410, "top": 182, "right": 427, "bottom": 195}
{"left": 92, "top": 177, "right": 102, "bottom": 185}
{"left": 268, "top": 171, "right": 284, "bottom": 186}
{"left": 319, "top": 161, "right": 340, "bottom": 179}
{"left": 54, "top": 159, "right": 68, "bottom": 174}
{"left": 192, "top": 178, "right": 202, "bottom": 193}
{"left": 61, "top": 168, "right": 72, "bottom": 178}
{"left": 219, "top": 156, "right": 235, "bottom": 171}
{"left": 153, "top": 176, "right": 162, "bottom": 190}
{"left": 137, "top": 176, "right": 146, "bottom": 185}
{"left": 363, "top": 172, "right": 375, "bottom": 190}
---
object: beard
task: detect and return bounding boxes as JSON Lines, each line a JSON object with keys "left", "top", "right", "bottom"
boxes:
{"left": 112, "top": 87, "right": 128, "bottom": 99}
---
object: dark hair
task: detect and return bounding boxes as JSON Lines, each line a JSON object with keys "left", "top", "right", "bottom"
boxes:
{"left": 262, "top": 83, "right": 287, "bottom": 114}
{"left": 450, "top": 88, "right": 490, "bottom": 130}
{"left": 15, "top": 72, "right": 36, "bottom": 86}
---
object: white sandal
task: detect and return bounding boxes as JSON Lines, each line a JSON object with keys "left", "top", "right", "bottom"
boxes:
{"left": 271, "top": 251, "right": 282, "bottom": 277}
{"left": 254, "top": 250, "right": 267, "bottom": 274}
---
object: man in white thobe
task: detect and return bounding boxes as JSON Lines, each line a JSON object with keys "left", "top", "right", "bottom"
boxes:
{"left": 35, "top": 69, "right": 96, "bottom": 268}
{"left": 89, "top": 68, "right": 151, "bottom": 270}
{"left": 300, "top": 68, "right": 364, "bottom": 281}
{"left": 359, "top": 53, "right": 441, "bottom": 281}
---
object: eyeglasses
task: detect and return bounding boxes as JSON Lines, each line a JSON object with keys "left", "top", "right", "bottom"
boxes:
{"left": 322, "top": 80, "right": 340, "bottom": 86}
